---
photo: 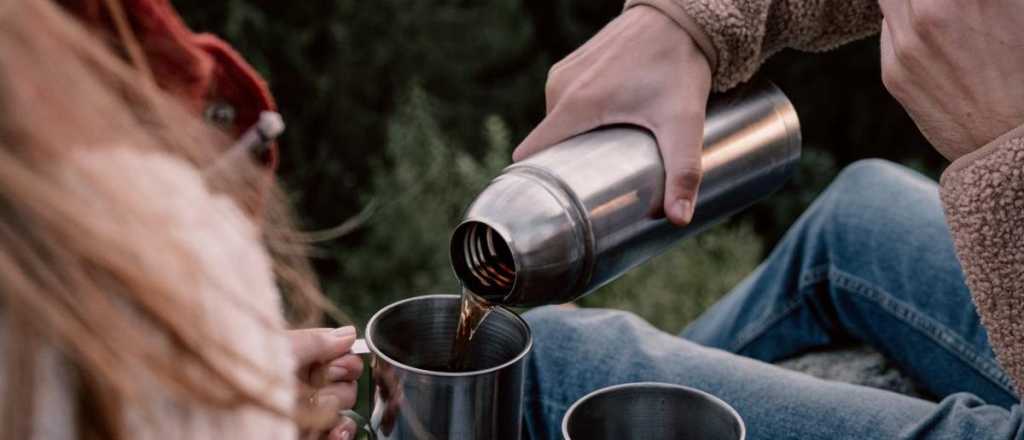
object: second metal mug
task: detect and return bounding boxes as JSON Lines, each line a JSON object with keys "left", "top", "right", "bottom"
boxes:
{"left": 348, "top": 294, "right": 532, "bottom": 440}
{"left": 562, "top": 382, "right": 746, "bottom": 440}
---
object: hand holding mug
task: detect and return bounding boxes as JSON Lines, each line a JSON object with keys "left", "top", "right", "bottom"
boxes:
{"left": 290, "top": 326, "right": 364, "bottom": 440}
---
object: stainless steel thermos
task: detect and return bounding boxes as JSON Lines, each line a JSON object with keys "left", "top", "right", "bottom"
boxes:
{"left": 450, "top": 81, "right": 802, "bottom": 307}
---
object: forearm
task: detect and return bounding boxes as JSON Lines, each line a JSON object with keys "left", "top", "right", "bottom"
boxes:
{"left": 940, "top": 123, "right": 1024, "bottom": 396}
{"left": 625, "top": 0, "right": 881, "bottom": 91}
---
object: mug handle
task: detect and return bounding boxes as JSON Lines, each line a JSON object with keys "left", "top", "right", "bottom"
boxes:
{"left": 351, "top": 338, "right": 370, "bottom": 355}
{"left": 340, "top": 338, "right": 375, "bottom": 440}
{"left": 340, "top": 409, "right": 376, "bottom": 440}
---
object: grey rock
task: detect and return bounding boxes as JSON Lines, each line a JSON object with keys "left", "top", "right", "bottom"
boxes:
{"left": 777, "top": 346, "right": 929, "bottom": 399}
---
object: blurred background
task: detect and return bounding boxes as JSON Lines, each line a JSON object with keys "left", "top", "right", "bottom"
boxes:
{"left": 175, "top": 0, "right": 945, "bottom": 332}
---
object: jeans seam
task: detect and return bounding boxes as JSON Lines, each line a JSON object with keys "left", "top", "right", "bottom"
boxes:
{"left": 729, "top": 264, "right": 1016, "bottom": 398}
{"left": 829, "top": 268, "right": 1018, "bottom": 397}
{"left": 729, "top": 264, "right": 831, "bottom": 353}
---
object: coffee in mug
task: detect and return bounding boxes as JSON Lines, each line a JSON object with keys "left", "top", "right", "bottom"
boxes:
{"left": 348, "top": 294, "right": 531, "bottom": 440}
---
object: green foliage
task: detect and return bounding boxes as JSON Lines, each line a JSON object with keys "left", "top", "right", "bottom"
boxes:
{"left": 330, "top": 85, "right": 761, "bottom": 332}
{"left": 174, "top": 1, "right": 947, "bottom": 329}
{"left": 582, "top": 223, "right": 763, "bottom": 332}
{"left": 749, "top": 147, "right": 840, "bottom": 243}
{"left": 172, "top": 0, "right": 549, "bottom": 233}
{"left": 332, "top": 87, "right": 512, "bottom": 323}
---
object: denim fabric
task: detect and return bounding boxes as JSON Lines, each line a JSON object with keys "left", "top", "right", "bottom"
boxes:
{"left": 522, "top": 160, "right": 1024, "bottom": 439}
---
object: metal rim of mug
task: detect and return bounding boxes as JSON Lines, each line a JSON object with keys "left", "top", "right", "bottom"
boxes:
{"left": 363, "top": 294, "right": 534, "bottom": 378}
{"left": 560, "top": 381, "right": 747, "bottom": 440}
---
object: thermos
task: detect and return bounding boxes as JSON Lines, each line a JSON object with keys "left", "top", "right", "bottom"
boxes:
{"left": 450, "top": 81, "right": 802, "bottom": 307}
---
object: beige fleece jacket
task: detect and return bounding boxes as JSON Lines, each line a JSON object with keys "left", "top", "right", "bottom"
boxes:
{"left": 625, "top": 0, "right": 1024, "bottom": 398}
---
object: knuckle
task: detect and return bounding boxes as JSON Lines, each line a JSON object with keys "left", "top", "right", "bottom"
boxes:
{"left": 892, "top": 37, "right": 922, "bottom": 67}
{"left": 336, "top": 355, "right": 364, "bottom": 378}
{"left": 292, "top": 330, "right": 328, "bottom": 364}
{"left": 546, "top": 64, "right": 563, "bottom": 79}
{"left": 340, "top": 383, "right": 358, "bottom": 408}
{"left": 544, "top": 66, "right": 569, "bottom": 102}
{"left": 670, "top": 165, "right": 703, "bottom": 189}
{"left": 544, "top": 76, "right": 558, "bottom": 101}
{"left": 316, "top": 332, "right": 336, "bottom": 352}
{"left": 321, "top": 385, "right": 357, "bottom": 410}
{"left": 349, "top": 360, "right": 365, "bottom": 377}
{"left": 880, "top": 64, "right": 904, "bottom": 96}
{"left": 668, "top": 104, "right": 705, "bottom": 124}
{"left": 556, "top": 86, "right": 605, "bottom": 116}
{"left": 909, "top": 3, "right": 947, "bottom": 34}
{"left": 880, "top": 60, "right": 916, "bottom": 103}
{"left": 880, "top": 40, "right": 914, "bottom": 98}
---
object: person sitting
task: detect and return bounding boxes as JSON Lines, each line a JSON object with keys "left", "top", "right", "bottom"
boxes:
{"left": 0, "top": 1, "right": 359, "bottom": 438}
{"left": 516, "top": 1, "right": 1024, "bottom": 438}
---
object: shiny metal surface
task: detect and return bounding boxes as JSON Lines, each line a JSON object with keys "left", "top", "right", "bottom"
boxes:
{"left": 362, "top": 295, "right": 531, "bottom": 439}
{"left": 451, "top": 81, "right": 801, "bottom": 306}
{"left": 562, "top": 382, "right": 746, "bottom": 440}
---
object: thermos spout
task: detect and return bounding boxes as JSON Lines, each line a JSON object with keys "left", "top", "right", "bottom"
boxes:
{"left": 451, "top": 81, "right": 802, "bottom": 307}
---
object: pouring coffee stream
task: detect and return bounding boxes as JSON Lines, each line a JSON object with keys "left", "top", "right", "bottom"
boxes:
{"left": 446, "top": 222, "right": 511, "bottom": 371}
{"left": 448, "top": 288, "right": 495, "bottom": 371}
{"left": 447, "top": 81, "right": 802, "bottom": 368}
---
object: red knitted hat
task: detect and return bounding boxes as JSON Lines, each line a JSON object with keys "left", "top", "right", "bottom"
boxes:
{"left": 60, "top": 0, "right": 280, "bottom": 169}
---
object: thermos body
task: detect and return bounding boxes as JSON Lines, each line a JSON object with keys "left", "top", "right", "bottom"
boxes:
{"left": 451, "top": 81, "right": 802, "bottom": 307}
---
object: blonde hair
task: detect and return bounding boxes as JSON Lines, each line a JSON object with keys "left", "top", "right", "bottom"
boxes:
{"left": 0, "top": 1, "right": 333, "bottom": 437}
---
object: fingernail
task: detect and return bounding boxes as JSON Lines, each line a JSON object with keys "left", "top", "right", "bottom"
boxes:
{"left": 332, "top": 326, "right": 356, "bottom": 338}
{"left": 673, "top": 199, "right": 693, "bottom": 224}
{"left": 326, "top": 366, "right": 349, "bottom": 382}
{"left": 340, "top": 430, "right": 352, "bottom": 440}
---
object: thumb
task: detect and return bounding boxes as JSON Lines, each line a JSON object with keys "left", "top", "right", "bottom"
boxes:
{"left": 513, "top": 101, "right": 599, "bottom": 162}
{"left": 657, "top": 112, "right": 705, "bottom": 226}
{"left": 290, "top": 326, "right": 357, "bottom": 368}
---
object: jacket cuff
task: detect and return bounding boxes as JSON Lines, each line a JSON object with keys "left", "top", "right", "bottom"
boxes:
{"left": 942, "top": 122, "right": 1024, "bottom": 186}
{"left": 624, "top": 0, "right": 718, "bottom": 74}
{"left": 938, "top": 122, "right": 1024, "bottom": 397}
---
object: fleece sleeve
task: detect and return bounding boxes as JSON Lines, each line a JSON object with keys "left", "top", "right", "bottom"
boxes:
{"left": 624, "top": 0, "right": 882, "bottom": 91}
{"left": 940, "top": 124, "right": 1024, "bottom": 397}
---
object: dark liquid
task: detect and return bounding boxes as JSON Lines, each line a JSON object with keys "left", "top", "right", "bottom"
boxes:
{"left": 448, "top": 288, "right": 496, "bottom": 371}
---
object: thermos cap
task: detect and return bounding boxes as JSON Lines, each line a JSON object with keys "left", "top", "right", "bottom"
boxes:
{"left": 451, "top": 169, "right": 591, "bottom": 304}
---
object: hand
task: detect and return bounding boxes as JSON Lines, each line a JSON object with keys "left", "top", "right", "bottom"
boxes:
{"left": 290, "top": 326, "right": 364, "bottom": 440}
{"left": 513, "top": 6, "right": 713, "bottom": 225}
{"left": 879, "top": 0, "right": 1024, "bottom": 160}
{"left": 372, "top": 362, "right": 404, "bottom": 436}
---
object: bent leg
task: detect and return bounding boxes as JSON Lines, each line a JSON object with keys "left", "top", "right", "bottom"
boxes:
{"left": 524, "top": 306, "right": 1024, "bottom": 440}
{"left": 683, "top": 159, "right": 1017, "bottom": 406}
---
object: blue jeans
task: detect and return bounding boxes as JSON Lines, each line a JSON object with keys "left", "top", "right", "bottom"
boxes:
{"left": 522, "top": 160, "right": 1024, "bottom": 439}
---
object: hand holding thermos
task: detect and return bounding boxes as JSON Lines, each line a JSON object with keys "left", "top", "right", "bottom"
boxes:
{"left": 514, "top": 6, "right": 714, "bottom": 225}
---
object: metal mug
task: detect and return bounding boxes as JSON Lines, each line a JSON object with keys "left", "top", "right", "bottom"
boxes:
{"left": 562, "top": 382, "right": 746, "bottom": 440}
{"left": 451, "top": 80, "right": 801, "bottom": 307}
{"left": 347, "top": 295, "right": 532, "bottom": 440}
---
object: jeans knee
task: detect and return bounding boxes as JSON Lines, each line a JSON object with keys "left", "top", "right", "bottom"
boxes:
{"left": 786, "top": 159, "right": 934, "bottom": 255}
{"left": 830, "top": 159, "right": 905, "bottom": 196}
{"left": 818, "top": 159, "right": 930, "bottom": 220}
